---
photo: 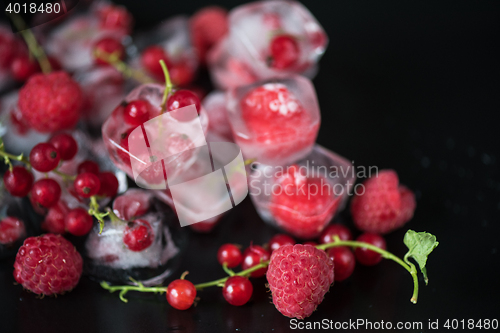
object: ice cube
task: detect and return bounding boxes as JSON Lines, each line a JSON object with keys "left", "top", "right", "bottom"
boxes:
{"left": 249, "top": 144, "right": 355, "bottom": 239}
{"left": 208, "top": 0, "right": 327, "bottom": 89}
{"left": 101, "top": 83, "right": 209, "bottom": 188}
{"left": 203, "top": 91, "right": 233, "bottom": 141}
{"left": 226, "top": 75, "right": 320, "bottom": 166}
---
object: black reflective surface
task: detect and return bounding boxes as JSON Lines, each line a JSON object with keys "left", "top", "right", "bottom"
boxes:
{"left": 1, "top": 1, "right": 499, "bottom": 332}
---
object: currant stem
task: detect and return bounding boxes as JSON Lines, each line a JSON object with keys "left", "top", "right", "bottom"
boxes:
{"left": 9, "top": 14, "right": 52, "bottom": 73}
{"left": 316, "top": 240, "right": 420, "bottom": 304}
{"left": 222, "top": 263, "right": 235, "bottom": 276}
{"left": 94, "top": 49, "right": 155, "bottom": 84}
{"left": 159, "top": 60, "right": 173, "bottom": 112}
{"left": 101, "top": 279, "right": 167, "bottom": 303}
{"left": 88, "top": 196, "right": 109, "bottom": 234}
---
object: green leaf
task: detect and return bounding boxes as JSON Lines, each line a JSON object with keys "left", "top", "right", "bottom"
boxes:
{"left": 403, "top": 230, "right": 439, "bottom": 285}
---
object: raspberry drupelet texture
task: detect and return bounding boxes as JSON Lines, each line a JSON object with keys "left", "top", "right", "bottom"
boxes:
{"left": 13, "top": 234, "right": 83, "bottom": 295}
{"left": 266, "top": 244, "right": 334, "bottom": 319}
{"left": 18, "top": 72, "right": 83, "bottom": 133}
{"left": 350, "top": 170, "right": 416, "bottom": 234}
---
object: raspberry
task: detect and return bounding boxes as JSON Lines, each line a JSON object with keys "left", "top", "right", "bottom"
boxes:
{"left": 18, "top": 71, "right": 83, "bottom": 133}
{"left": 13, "top": 234, "right": 83, "bottom": 295}
{"left": 0, "top": 217, "right": 26, "bottom": 245}
{"left": 267, "top": 244, "right": 334, "bottom": 318}
{"left": 267, "top": 244, "right": 334, "bottom": 319}
{"left": 350, "top": 170, "right": 416, "bottom": 234}
{"left": 270, "top": 166, "right": 339, "bottom": 239}
{"left": 190, "top": 6, "right": 229, "bottom": 63}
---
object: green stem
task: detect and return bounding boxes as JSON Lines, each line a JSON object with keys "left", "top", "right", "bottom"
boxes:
{"left": 94, "top": 49, "right": 155, "bottom": 84}
{"left": 88, "top": 196, "right": 109, "bottom": 234}
{"left": 317, "top": 240, "right": 419, "bottom": 304}
{"left": 101, "top": 278, "right": 167, "bottom": 303}
{"left": 194, "top": 261, "right": 269, "bottom": 290}
{"left": 159, "top": 60, "right": 173, "bottom": 113}
{"left": 222, "top": 263, "right": 235, "bottom": 277}
{"left": 9, "top": 14, "right": 51, "bottom": 73}
{"left": 51, "top": 169, "right": 76, "bottom": 181}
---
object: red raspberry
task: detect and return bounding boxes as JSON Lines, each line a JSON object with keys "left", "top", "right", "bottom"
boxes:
{"left": 0, "top": 217, "right": 26, "bottom": 245}
{"left": 18, "top": 71, "right": 83, "bottom": 133}
{"left": 270, "top": 166, "right": 339, "bottom": 239}
{"left": 13, "top": 234, "right": 83, "bottom": 295}
{"left": 190, "top": 6, "right": 228, "bottom": 63}
{"left": 350, "top": 170, "right": 416, "bottom": 234}
{"left": 266, "top": 244, "right": 334, "bottom": 319}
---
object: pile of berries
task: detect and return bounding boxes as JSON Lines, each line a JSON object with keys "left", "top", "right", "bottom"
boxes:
{"left": 0, "top": 0, "right": 434, "bottom": 323}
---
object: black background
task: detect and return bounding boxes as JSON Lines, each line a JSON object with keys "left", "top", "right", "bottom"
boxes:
{"left": 1, "top": 1, "right": 500, "bottom": 332}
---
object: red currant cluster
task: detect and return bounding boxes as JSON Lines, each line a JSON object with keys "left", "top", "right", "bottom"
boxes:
{"left": 1, "top": 132, "right": 118, "bottom": 239}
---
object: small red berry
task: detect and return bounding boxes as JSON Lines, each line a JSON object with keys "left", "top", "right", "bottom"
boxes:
{"left": 123, "top": 219, "right": 154, "bottom": 252}
{"left": 42, "top": 200, "right": 69, "bottom": 234}
{"left": 31, "top": 178, "right": 61, "bottom": 208}
{"left": 0, "top": 217, "right": 26, "bottom": 245}
{"left": 217, "top": 244, "right": 243, "bottom": 268}
{"left": 166, "top": 279, "right": 196, "bottom": 310}
{"left": 140, "top": 45, "right": 170, "bottom": 79}
{"left": 169, "top": 62, "right": 195, "bottom": 87}
{"left": 65, "top": 208, "right": 93, "bottom": 236}
{"left": 49, "top": 133, "right": 78, "bottom": 160}
{"left": 241, "top": 245, "right": 271, "bottom": 277}
{"left": 98, "top": 4, "right": 133, "bottom": 33}
{"left": 77, "top": 160, "right": 100, "bottom": 175}
{"left": 222, "top": 276, "right": 253, "bottom": 306}
{"left": 354, "top": 233, "right": 386, "bottom": 266}
{"left": 327, "top": 247, "right": 356, "bottom": 281}
{"left": 97, "top": 172, "right": 119, "bottom": 197}
{"left": 3, "top": 166, "right": 34, "bottom": 197}
{"left": 14, "top": 234, "right": 83, "bottom": 295}
{"left": 166, "top": 90, "right": 201, "bottom": 122}
{"left": 268, "top": 234, "right": 296, "bottom": 252}
{"left": 123, "top": 100, "right": 151, "bottom": 126}
{"left": 93, "top": 37, "right": 125, "bottom": 66}
{"left": 319, "top": 224, "right": 353, "bottom": 244}
{"left": 190, "top": 6, "right": 228, "bottom": 63}
{"left": 10, "top": 55, "right": 40, "bottom": 81}
{"left": 74, "top": 172, "right": 101, "bottom": 198}
{"left": 29, "top": 142, "right": 60, "bottom": 172}
{"left": 269, "top": 35, "right": 300, "bottom": 69}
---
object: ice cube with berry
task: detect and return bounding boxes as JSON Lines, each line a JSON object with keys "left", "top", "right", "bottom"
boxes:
{"left": 249, "top": 145, "right": 355, "bottom": 239}
{"left": 226, "top": 75, "right": 320, "bottom": 166}
{"left": 208, "top": 0, "right": 327, "bottom": 89}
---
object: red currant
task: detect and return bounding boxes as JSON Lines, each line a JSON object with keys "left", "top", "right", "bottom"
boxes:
{"left": 354, "top": 233, "right": 386, "bottom": 266}
{"left": 222, "top": 276, "right": 253, "bottom": 306}
{"left": 0, "top": 217, "right": 26, "bottom": 245}
{"left": 10, "top": 55, "right": 40, "bottom": 81}
{"left": 123, "top": 219, "right": 154, "bottom": 252}
{"left": 169, "top": 61, "right": 194, "bottom": 87}
{"left": 74, "top": 172, "right": 101, "bottom": 198}
{"left": 166, "top": 279, "right": 196, "bottom": 310}
{"left": 98, "top": 4, "right": 132, "bottom": 32}
{"left": 123, "top": 100, "right": 151, "bottom": 126}
{"left": 97, "top": 172, "right": 119, "bottom": 197}
{"left": 327, "top": 246, "right": 356, "bottom": 281}
{"left": 31, "top": 178, "right": 61, "bottom": 208}
{"left": 49, "top": 133, "right": 78, "bottom": 160}
{"left": 3, "top": 166, "right": 34, "bottom": 197}
{"left": 42, "top": 200, "right": 68, "bottom": 234}
{"left": 65, "top": 208, "right": 93, "bottom": 236}
{"left": 166, "top": 90, "right": 201, "bottom": 122}
{"left": 268, "top": 234, "right": 295, "bottom": 252}
{"left": 241, "top": 245, "right": 270, "bottom": 277}
{"left": 77, "top": 160, "right": 100, "bottom": 175}
{"left": 319, "top": 224, "right": 353, "bottom": 244}
{"left": 269, "top": 35, "right": 300, "bottom": 69}
{"left": 93, "top": 37, "right": 125, "bottom": 66}
{"left": 217, "top": 244, "right": 243, "bottom": 268}
{"left": 29, "top": 142, "right": 61, "bottom": 172}
{"left": 140, "top": 45, "right": 170, "bottom": 78}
